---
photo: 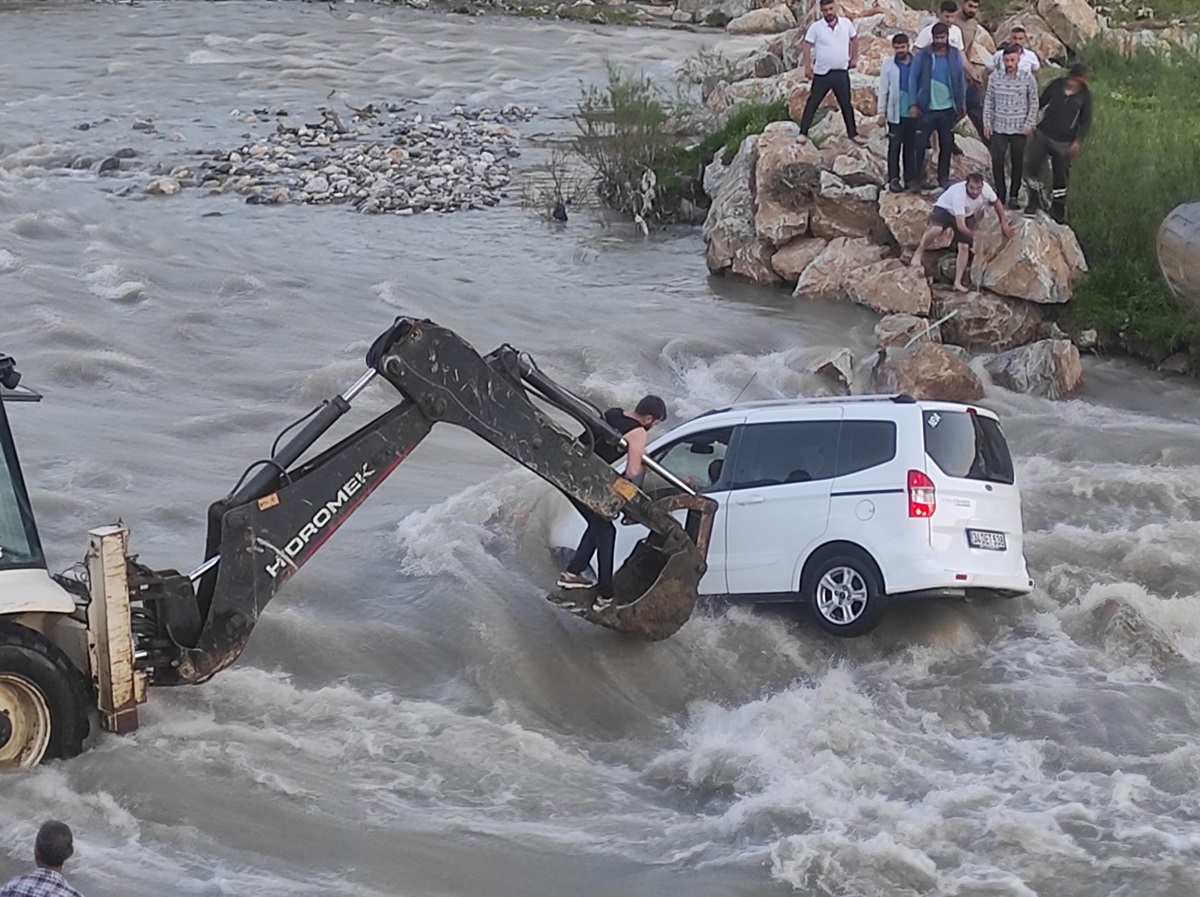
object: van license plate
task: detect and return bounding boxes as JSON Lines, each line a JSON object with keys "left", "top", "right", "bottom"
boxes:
{"left": 967, "top": 529, "right": 1006, "bottom": 551}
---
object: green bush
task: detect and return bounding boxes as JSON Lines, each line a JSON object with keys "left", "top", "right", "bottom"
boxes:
{"left": 571, "top": 64, "right": 692, "bottom": 221}
{"left": 570, "top": 64, "right": 793, "bottom": 222}
{"left": 1063, "top": 42, "right": 1200, "bottom": 363}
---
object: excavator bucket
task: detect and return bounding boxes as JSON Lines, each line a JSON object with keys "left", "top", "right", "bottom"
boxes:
{"left": 548, "top": 492, "right": 716, "bottom": 641}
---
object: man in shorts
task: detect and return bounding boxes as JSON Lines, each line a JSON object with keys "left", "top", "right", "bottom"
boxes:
{"left": 911, "top": 172, "right": 1014, "bottom": 292}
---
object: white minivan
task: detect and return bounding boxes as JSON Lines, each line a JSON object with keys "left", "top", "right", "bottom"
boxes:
{"left": 548, "top": 394, "right": 1033, "bottom": 636}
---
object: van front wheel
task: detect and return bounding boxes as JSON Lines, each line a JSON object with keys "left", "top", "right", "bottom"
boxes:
{"left": 805, "top": 552, "right": 888, "bottom": 637}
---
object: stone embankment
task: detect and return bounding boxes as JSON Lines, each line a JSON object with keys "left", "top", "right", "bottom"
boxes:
{"left": 704, "top": 118, "right": 1086, "bottom": 401}
{"left": 697, "top": 0, "right": 1111, "bottom": 401}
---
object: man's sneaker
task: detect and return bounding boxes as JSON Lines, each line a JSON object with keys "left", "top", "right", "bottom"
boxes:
{"left": 850, "top": 134, "right": 869, "bottom": 146}
{"left": 888, "top": 179, "right": 903, "bottom": 193}
{"left": 1023, "top": 200, "right": 1040, "bottom": 218}
{"left": 951, "top": 144, "right": 964, "bottom": 156}
{"left": 937, "top": 179, "right": 951, "bottom": 191}
{"left": 591, "top": 595, "right": 615, "bottom": 613}
{"left": 557, "top": 572, "right": 596, "bottom": 590}
{"left": 1006, "top": 197, "right": 1021, "bottom": 210}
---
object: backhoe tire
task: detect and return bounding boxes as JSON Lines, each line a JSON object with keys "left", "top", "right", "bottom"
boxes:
{"left": 0, "top": 624, "right": 90, "bottom": 768}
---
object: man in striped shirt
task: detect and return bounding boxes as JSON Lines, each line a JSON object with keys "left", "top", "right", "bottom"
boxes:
{"left": 983, "top": 43, "right": 1039, "bottom": 208}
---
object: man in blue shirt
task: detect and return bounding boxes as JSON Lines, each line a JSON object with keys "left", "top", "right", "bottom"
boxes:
{"left": 878, "top": 33, "right": 918, "bottom": 192}
{"left": 910, "top": 22, "right": 967, "bottom": 191}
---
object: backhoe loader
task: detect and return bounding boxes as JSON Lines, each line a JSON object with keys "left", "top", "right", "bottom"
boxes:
{"left": 0, "top": 318, "right": 715, "bottom": 769}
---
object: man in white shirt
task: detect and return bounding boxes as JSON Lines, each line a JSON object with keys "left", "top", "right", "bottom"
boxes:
{"left": 911, "top": 172, "right": 1014, "bottom": 291}
{"left": 798, "top": 0, "right": 866, "bottom": 144}
{"left": 987, "top": 26, "right": 1042, "bottom": 74}
{"left": 914, "top": 0, "right": 965, "bottom": 52}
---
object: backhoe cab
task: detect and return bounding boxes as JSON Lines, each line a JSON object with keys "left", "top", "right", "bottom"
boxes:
{"left": 0, "top": 320, "right": 716, "bottom": 769}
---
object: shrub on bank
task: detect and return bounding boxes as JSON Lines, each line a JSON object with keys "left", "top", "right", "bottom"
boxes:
{"left": 1065, "top": 41, "right": 1200, "bottom": 365}
{"left": 569, "top": 64, "right": 789, "bottom": 222}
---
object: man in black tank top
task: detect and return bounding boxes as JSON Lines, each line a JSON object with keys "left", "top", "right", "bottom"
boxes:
{"left": 558, "top": 395, "right": 667, "bottom": 611}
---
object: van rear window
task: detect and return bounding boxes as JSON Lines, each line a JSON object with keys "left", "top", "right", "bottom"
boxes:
{"left": 923, "top": 410, "right": 1014, "bottom": 484}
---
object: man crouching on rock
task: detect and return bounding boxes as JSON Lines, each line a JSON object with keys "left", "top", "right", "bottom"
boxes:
{"left": 911, "top": 172, "right": 1013, "bottom": 292}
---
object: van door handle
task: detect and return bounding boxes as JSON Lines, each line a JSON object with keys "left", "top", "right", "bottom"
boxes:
{"left": 733, "top": 495, "right": 765, "bottom": 505}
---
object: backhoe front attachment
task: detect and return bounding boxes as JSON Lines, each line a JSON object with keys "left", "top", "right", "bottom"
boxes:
{"left": 137, "top": 317, "right": 717, "bottom": 686}
{"left": 552, "top": 492, "right": 716, "bottom": 641}
{"left": 368, "top": 318, "right": 718, "bottom": 641}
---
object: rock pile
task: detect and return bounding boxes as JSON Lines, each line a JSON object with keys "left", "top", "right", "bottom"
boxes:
{"left": 145, "top": 103, "right": 535, "bottom": 214}
{"left": 703, "top": 118, "right": 1088, "bottom": 400}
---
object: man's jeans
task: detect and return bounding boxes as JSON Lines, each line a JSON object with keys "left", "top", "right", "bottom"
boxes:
{"left": 965, "top": 81, "right": 987, "bottom": 144}
{"left": 1024, "top": 129, "right": 1073, "bottom": 222}
{"left": 887, "top": 118, "right": 919, "bottom": 185}
{"left": 798, "top": 69, "right": 858, "bottom": 138}
{"left": 916, "top": 108, "right": 958, "bottom": 185}
{"left": 989, "top": 132, "right": 1027, "bottom": 201}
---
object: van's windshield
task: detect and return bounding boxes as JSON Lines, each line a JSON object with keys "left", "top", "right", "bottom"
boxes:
{"left": 923, "top": 410, "right": 1015, "bottom": 485}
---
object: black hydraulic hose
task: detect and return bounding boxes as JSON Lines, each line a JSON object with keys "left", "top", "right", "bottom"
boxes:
{"left": 516, "top": 353, "right": 624, "bottom": 447}
{"left": 226, "top": 396, "right": 351, "bottom": 508}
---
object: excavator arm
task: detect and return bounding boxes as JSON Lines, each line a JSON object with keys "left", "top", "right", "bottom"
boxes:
{"left": 134, "top": 318, "right": 716, "bottom": 686}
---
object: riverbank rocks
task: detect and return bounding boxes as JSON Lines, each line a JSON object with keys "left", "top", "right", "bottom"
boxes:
{"left": 754, "top": 122, "right": 821, "bottom": 246}
{"left": 848, "top": 261, "right": 932, "bottom": 315}
{"left": 811, "top": 172, "right": 884, "bottom": 240}
{"left": 727, "top": 4, "right": 795, "bottom": 33}
{"left": 771, "top": 236, "right": 828, "bottom": 280}
{"left": 874, "top": 342, "right": 985, "bottom": 401}
{"left": 985, "top": 338, "right": 1084, "bottom": 398}
{"left": 875, "top": 312, "right": 942, "bottom": 348}
{"left": 705, "top": 135, "right": 780, "bottom": 285}
{"left": 1036, "top": 0, "right": 1101, "bottom": 49}
{"left": 971, "top": 214, "right": 1087, "bottom": 304}
{"left": 933, "top": 289, "right": 1044, "bottom": 351}
{"left": 793, "top": 237, "right": 889, "bottom": 299}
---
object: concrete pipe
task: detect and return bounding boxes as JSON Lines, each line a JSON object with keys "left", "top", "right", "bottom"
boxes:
{"left": 1158, "top": 202, "right": 1200, "bottom": 313}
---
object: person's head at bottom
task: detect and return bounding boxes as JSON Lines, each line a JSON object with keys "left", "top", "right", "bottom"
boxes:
{"left": 35, "top": 821, "right": 74, "bottom": 872}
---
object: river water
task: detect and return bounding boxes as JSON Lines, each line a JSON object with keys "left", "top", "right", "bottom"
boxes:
{"left": 2, "top": 3, "right": 1200, "bottom": 895}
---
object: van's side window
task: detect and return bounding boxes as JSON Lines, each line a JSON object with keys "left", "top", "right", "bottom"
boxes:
{"left": 645, "top": 428, "right": 733, "bottom": 498}
{"left": 836, "top": 421, "right": 897, "bottom": 476}
{"left": 730, "top": 421, "right": 840, "bottom": 489}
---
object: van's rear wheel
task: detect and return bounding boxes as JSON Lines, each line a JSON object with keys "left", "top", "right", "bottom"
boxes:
{"left": 805, "top": 550, "right": 888, "bottom": 637}
{"left": 0, "top": 626, "right": 89, "bottom": 769}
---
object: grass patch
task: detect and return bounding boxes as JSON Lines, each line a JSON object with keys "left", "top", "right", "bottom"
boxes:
{"left": 677, "top": 99, "right": 791, "bottom": 169}
{"left": 1101, "top": 0, "right": 1200, "bottom": 26}
{"left": 1061, "top": 41, "right": 1200, "bottom": 363}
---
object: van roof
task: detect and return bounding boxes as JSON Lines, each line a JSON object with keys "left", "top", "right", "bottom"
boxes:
{"left": 693, "top": 394, "right": 1000, "bottom": 422}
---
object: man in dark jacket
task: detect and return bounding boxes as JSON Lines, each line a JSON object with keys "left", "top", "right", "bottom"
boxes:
{"left": 557, "top": 395, "right": 666, "bottom": 611}
{"left": 910, "top": 22, "right": 967, "bottom": 190}
{"left": 1024, "top": 62, "right": 1093, "bottom": 224}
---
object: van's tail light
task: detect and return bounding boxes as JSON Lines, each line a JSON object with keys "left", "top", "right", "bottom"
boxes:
{"left": 908, "top": 469, "right": 936, "bottom": 518}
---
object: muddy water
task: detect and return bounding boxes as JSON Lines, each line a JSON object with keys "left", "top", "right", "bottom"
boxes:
{"left": 2, "top": 3, "right": 1200, "bottom": 896}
